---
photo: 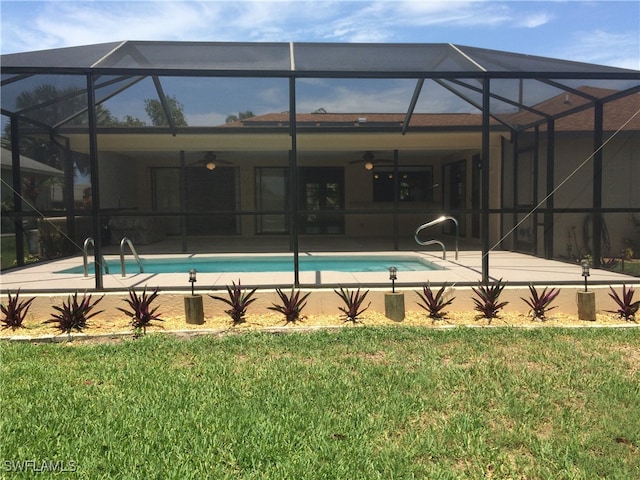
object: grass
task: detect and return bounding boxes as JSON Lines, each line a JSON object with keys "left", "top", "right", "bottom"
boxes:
{"left": 612, "top": 259, "right": 640, "bottom": 277}
{"left": 1, "top": 327, "right": 639, "bottom": 479}
{"left": 0, "top": 236, "right": 18, "bottom": 270}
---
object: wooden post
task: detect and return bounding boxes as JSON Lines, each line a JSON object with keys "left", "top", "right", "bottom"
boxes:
{"left": 577, "top": 291, "right": 596, "bottom": 321}
{"left": 385, "top": 292, "right": 405, "bottom": 322}
{"left": 184, "top": 295, "right": 204, "bottom": 325}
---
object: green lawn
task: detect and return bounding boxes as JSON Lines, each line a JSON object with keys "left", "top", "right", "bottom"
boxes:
{"left": 0, "top": 235, "right": 18, "bottom": 270}
{"left": 1, "top": 327, "right": 639, "bottom": 479}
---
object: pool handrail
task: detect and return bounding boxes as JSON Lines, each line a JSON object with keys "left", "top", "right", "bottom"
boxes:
{"left": 415, "top": 215, "right": 459, "bottom": 260}
{"left": 120, "top": 237, "right": 144, "bottom": 277}
{"left": 82, "top": 237, "right": 110, "bottom": 277}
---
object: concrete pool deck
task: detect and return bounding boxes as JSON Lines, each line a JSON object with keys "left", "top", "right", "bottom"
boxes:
{"left": 1, "top": 250, "right": 637, "bottom": 293}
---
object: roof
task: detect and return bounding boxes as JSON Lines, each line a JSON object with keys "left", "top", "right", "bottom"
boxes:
{"left": 227, "top": 112, "right": 497, "bottom": 128}
{"left": 3, "top": 41, "right": 638, "bottom": 76}
{"left": 0, "top": 148, "right": 64, "bottom": 176}
{"left": 2, "top": 41, "right": 638, "bottom": 134}
{"left": 228, "top": 88, "right": 640, "bottom": 132}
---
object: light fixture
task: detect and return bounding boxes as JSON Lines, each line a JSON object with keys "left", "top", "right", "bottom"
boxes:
{"left": 189, "top": 268, "right": 197, "bottom": 295}
{"left": 204, "top": 152, "right": 216, "bottom": 170}
{"left": 389, "top": 266, "right": 398, "bottom": 293}
{"left": 362, "top": 151, "right": 375, "bottom": 170}
{"left": 581, "top": 259, "right": 590, "bottom": 292}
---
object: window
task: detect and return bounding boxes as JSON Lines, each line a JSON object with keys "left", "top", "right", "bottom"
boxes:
{"left": 299, "top": 167, "right": 345, "bottom": 234}
{"left": 373, "top": 166, "right": 434, "bottom": 202}
{"left": 255, "top": 167, "right": 289, "bottom": 234}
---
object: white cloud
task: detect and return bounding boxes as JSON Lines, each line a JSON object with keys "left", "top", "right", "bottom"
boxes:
{"left": 388, "top": 1, "right": 513, "bottom": 27}
{"left": 517, "top": 12, "right": 552, "bottom": 28}
{"left": 185, "top": 111, "right": 228, "bottom": 127}
{"left": 1, "top": 0, "right": 636, "bottom": 73}
{"left": 558, "top": 30, "right": 640, "bottom": 69}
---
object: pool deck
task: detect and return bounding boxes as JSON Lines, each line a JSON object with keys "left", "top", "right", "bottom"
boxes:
{"left": 1, "top": 251, "right": 637, "bottom": 293}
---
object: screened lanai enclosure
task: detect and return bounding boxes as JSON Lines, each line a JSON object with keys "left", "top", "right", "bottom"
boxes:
{"left": 2, "top": 41, "right": 639, "bottom": 288}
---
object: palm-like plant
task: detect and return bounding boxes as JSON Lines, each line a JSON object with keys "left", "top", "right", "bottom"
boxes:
{"left": 44, "top": 291, "right": 104, "bottom": 336}
{"left": 416, "top": 282, "right": 455, "bottom": 320}
{"left": 117, "top": 286, "right": 163, "bottom": 335}
{"left": 606, "top": 285, "right": 639, "bottom": 321}
{"left": 268, "top": 287, "right": 311, "bottom": 324}
{"left": 334, "top": 287, "right": 370, "bottom": 323}
{"left": 210, "top": 280, "right": 257, "bottom": 325}
{"left": 520, "top": 284, "right": 560, "bottom": 321}
{"left": 1, "top": 289, "right": 35, "bottom": 330}
{"left": 471, "top": 279, "right": 508, "bottom": 320}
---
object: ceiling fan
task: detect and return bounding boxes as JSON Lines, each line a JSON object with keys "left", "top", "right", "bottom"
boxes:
{"left": 189, "top": 152, "right": 232, "bottom": 170}
{"left": 349, "top": 151, "right": 392, "bottom": 170}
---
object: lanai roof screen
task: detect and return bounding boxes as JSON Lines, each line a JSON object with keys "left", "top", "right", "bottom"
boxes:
{"left": 4, "top": 41, "right": 637, "bottom": 75}
{"left": 2, "top": 41, "right": 639, "bottom": 132}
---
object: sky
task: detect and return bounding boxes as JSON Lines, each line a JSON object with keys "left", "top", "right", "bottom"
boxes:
{"left": 1, "top": 0, "right": 639, "bottom": 70}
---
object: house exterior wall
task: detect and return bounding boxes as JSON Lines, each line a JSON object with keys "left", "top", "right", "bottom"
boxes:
{"left": 533, "top": 133, "right": 639, "bottom": 261}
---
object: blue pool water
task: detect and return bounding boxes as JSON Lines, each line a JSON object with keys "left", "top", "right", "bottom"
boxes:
{"left": 58, "top": 255, "right": 443, "bottom": 275}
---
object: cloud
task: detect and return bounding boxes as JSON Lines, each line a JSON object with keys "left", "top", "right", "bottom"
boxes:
{"left": 517, "top": 12, "right": 552, "bottom": 28}
{"left": 386, "top": 1, "right": 513, "bottom": 27}
{"left": 1, "top": 0, "right": 559, "bottom": 54}
{"left": 557, "top": 30, "right": 640, "bottom": 69}
{"left": 1, "top": 0, "right": 636, "bottom": 73}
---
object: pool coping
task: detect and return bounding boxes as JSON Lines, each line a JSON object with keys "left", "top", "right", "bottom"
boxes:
{"left": 2, "top": 250, "right": 638, "bottom": 293}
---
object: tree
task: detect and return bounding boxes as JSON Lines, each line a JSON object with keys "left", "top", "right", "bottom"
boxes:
{"left": 226, "top": 110, "right": 255, "bottom": 124}
{"left": 144, "top": 95, "right": 188, "bottom": 126}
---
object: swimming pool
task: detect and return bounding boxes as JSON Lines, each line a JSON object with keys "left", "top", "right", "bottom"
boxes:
{"left": 58, "top": 254, "right": 444, "bottom": 275}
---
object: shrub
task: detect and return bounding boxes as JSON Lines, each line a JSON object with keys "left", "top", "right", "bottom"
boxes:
{"left": 334, "top": 287, "right": 370, "bottom": 323}
{"left": 520, "top": 284, "right": 560, "bottom": 321}
{"left": 117, "top": 286, "right": 163, "bottom": 335}
{"left": 606, "top": 285, "right": 639, "bottom": 321}
{"left": 416, "top": 282, "right": 455, "bottom": 320}
{"left": 1, "top": 289, "right": 35, "bottom": 330}
{"left": 472, "top": 279, "right": 508, "bottom": 320}
{"left": 44, "top": 291, "right": 104, "bottom": 336}
{"left": 268, "top": 287, "right": 311, "bottom": 324}
{"left": 210, "top": 280, "right": 257, "bottom": 325}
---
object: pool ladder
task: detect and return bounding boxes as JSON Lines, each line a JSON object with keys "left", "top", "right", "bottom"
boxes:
{"left": 119, "top": 237, "right": 144, "bottom": 277}
{"left": 82, "top": 238, "right": 110, "bottom": 277}
{"left": 414, "top": 215, "right": 459, "bottom": 260}
{"left": 82, "top": 237, "right": 144, "bottom": 278}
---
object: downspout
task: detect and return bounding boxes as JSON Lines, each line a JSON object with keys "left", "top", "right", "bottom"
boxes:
{"left": 393, "top": 149, "right": 399, "bottom": 250}
{"left": 87, "top": 73, "right": 103, "bottom": 290}
{"left": 10, "top": 117, "right": 25, "bottom": 266}
{"left": 289, "top": 76, "right": 300, "bottom": 287}
{"left": 481, "top": 77, "right": 490, "bottom": 284}
{"left": 592, "top": 101, "right": 603, "bottom": 268}
{"left": 180, "top": 150, "right": 187, "bottom": 253}
{"left": 60, "top": 137, "right": 76, "bottom": 253}
{"left": 544, "top": 119, "right": 555, "bottom": 259}
{"left": 511, "top": 130, "right": 518, "bottom": 251}
{"left": 532, "top": 126, "right": 539, "bottom": 255}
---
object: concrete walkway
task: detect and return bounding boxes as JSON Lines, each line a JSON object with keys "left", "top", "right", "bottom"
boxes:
{"left": 1, "top": 250, "right": 637, "bottom": 293}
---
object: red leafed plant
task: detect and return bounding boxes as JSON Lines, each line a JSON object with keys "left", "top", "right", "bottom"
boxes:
{"left": 1, "top": 289, "right": 35, "bottom": 330}
{"left": 268, "top": 287, "right": 311, "bottom": 324}
{"left": 472, "top": 279, "right": 509, "bottom": 320}
{"left": 520, "top": 284, "right": 560, "bottom": 321}
{"left": 334, "top": 287, "right": 370, "bottom": 323}
{"left": 44, "top": 291, "right": 104, "bottom": 336}
{"left": 606, "top": 285, "right": 639, "bottom": 321}
{"left": 416, "top": 282, "right": 455, "bottom": 320}
{"left": 210, "top": 280, "right": 257, "bottom": 325}
{"left": 117, "top": 286, "right": 163, "bottom": 335}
